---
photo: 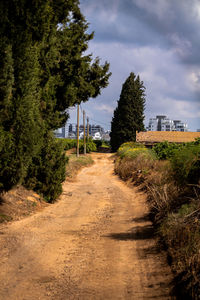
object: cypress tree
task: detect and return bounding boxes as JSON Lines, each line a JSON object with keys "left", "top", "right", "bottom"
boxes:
{"left": 0, "top": 5, "right": 44, "bottom": 191}
{"left": 0, "top": 0, "right": 111, "bottom": 199}
{"left": 39, "top": 2, "right": 111, "bottom": 130}
{"left": 110, "top": 72, "right": 145, "bottom": 152}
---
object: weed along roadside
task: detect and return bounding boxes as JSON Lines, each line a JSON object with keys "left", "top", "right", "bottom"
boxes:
{"left": 65, "top": 153, "right": 94, "bottom": 180}
{"left": 114, "top": 140, "right": 200, "bottom": 299}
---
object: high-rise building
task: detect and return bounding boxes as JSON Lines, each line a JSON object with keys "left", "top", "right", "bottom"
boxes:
{"left": 147, "top": 116, "right": 188, "bottom": 132}
{"left": 173, "top": 120, "right": 188, "bottom": 132}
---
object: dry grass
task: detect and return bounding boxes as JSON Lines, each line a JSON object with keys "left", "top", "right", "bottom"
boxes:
{"left": 66, "top": 154, "right": 94, "bottom": 180}
{"left": 0, "top": 186, "right": 47, "bottom": 223}
{"left": 159, "top": 198, "right": 200, "bottom": 298}
{"left": 115, "top": 154, "right": 157, "bottom": 182}
{"left": 115, "top": 150, "right": 200, "bottom": 299}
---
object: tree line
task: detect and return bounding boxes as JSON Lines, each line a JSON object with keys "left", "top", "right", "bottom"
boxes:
{"left": 0, "top": 0, "right": 111, "bottom": 201}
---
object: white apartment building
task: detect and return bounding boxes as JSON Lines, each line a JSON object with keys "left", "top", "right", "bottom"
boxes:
{"left": 147, "top": 116, "right": 188, "bottom": 132}
{"left": 148, "top": 118, "right": 158, "bottom": 131}
{"left": 161, "top": 118, "right": 174, "bottom": 131}
{"left": 173, "top": 120, "right": 188, "bottom": 132}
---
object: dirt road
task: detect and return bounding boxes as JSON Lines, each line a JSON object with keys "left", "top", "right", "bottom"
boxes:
{"left": 0, "top": 153, "right": 173, "bottom": 299}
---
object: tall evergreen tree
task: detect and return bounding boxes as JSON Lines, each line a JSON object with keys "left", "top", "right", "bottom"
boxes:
{"left": 110, "top": 72, "right": 145, "bottom": 152}
{"left": 0, "top": 0, "right": 111, "bottom": 197}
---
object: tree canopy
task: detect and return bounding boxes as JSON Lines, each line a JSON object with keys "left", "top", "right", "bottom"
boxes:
{"left": 0, "top": 0, "right": 111, "bottom": 198}
{"left": 110, "top": 72, "right": 145, "bottom": 152}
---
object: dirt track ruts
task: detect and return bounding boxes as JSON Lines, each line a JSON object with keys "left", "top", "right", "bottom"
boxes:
{"left": 0, "top": 153, "right": 173, "bottom": 299}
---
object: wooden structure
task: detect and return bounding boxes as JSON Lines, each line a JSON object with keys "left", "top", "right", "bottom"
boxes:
{"left": 136, "top": 131, "right": 200, "bottom": 147}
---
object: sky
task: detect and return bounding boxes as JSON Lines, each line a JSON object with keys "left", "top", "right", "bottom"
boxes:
{"left": 68, "top": 0, "right": 200, "bottom": 131}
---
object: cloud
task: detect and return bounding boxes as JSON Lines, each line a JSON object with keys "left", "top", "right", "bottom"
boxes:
{"left": 87, "top": 40, "right": 200, "bottom": 129}
{"left": 82, "top": 0, "right": 200, "bottom": 66}
{"left": 95, "top": 104, "right": 114, "bottom": 114}
{"left": 159, "top": 98, "right": 200, "bottom": 119}
{"left": 71, "top": 0, "right": 200, "bottom": 131}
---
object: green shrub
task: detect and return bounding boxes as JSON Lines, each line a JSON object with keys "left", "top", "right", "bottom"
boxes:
{"left": 79, "top": 138, "right": 97, "bottom": 153}
{"left": 193, "top": 137, "right": 200, "bottom": 145}
{"left": 24, "top": 134, "right": 68, "bottom": 202}
{"left": 0, "top": 129, "right": 20, "bottom": 192}
{"left": 57, "top": 138, "right": 97, "bottom": 153}
{"left": 118, "top": 143, "right": 156, "bottom": 162}
{"left": 57, "top": 138, "right": 77, "bottom": 150}
{"left": 102, "top": 140, "right": 110, "bottom": 147}
{"left": 153, "top": 141, "right": 181, "bottom": 160}
{"left": 115, "top": 140, "right": 200, "bottom": 299}
{"left": 115, "top": 142, "right": 158, "bottom": 182}
{"left": 170, "top": 144, "right": 200, "bottom": 185}
{"left": 117, "top": 142, "right": 145, "bottom": 158}
{"left": 93, "top": 139, "right": 102, "bottom": 148}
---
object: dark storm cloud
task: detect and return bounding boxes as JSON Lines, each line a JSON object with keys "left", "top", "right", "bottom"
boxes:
{"left": 81, "top": 0, "right": 200, "bottom": 66}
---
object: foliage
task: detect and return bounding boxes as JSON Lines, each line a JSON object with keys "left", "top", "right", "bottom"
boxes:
{"left": 153, "top": 138, "right": 200, "bottom": 160}
{"left": 118, "top": 142, "right": 147, "bottom": 158}
{"left": 57, "top": 138, "right": 77, "bottom": 151}
{"left": 80, "top": 138, "right": 97, "bottom": 153}
{"left": 57, "top": 138, "right": 97, "bottom": 153}
{"left": 115, "top": 142, "right": 157, "bottom": 181}
{"left": 193, "top": 137, "right": 200, "bottom": 145}
{"left": 170, "top": 144, "right": 200, "bottom": 185}
{"left": 114, "top": 140, "right": 200, "bottom": 299}
{"left": 110, "top": 72, "right": 145, "bottom": 152}
{"left": 102, "top": 140, "right": 110, "bottom": 147}
{"left": 0, "top": 129, "right": 18, "bottom": 192}
{"left": 24, "top": 134, "right": 67, "bottom": 202}
{"left": 0, "top": 42, "right": 44, "bottom": 192}
{"left": 93, "top": 139, "right": 103, "bottom": 148}
{"left": 159, "top": 200, "right": 200, "bottom": 299}
{"left": 66, "top": 154, "right": 93, "bottom": 179}
{"left": 153, "top": 141, "right": 181, "bottom": 160}
{"left": 0, "top": 0, "right": 111, "bottom": 195}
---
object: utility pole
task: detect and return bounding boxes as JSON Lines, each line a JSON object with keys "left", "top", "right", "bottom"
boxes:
{"left": 87, "top": 117, "right": 89, "bottom": 139}
{"left": 83, "top": 110, "right": 86, "bottom": 155}
{"left": 76, "top": 104, "right": 79, "bottom": 157}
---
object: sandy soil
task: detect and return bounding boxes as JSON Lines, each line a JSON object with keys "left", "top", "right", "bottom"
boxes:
{"left": 0, "top": 186, "right": 48, "bottom": 223}
{"left": 0, "top": 153, "right": 174, "bottom": 299}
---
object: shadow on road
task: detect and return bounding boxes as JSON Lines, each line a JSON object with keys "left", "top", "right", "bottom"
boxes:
{"left": 96, "top": 146, "right": 111, "bottom": 153}
{"left": 105, "top": 225, "right": 154, "bottom": 241}
{"left": 131, "top": 214, "right": 151, "bottom": 223}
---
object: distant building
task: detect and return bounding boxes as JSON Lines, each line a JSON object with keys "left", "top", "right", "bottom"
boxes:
{"left": 147, "top": 115, "right": 188, "bottom": 132}
{"left": 93, "top": 132, "right": 101, "bottom": 140}
{"left": 173, "top": 120, "right": 188, "bottom": 132}
{"left": 102, "top": 132, "right": 110, "bottom": 142}
{"left": 147, "top": 117, "right": 158, "bottom": 131}
{"left": 54, "top": 122, "right": 105, "bottom": 139}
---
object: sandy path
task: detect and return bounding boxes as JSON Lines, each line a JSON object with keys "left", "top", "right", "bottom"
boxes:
{"left": 0, "top": 153, "right": 173, "bottom": 299}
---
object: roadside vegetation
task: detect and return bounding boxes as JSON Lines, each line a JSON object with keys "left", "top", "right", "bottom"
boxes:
{"left": 58, "top": 138, "right": 111, "bottom": 154}
{"left": 58, "top": 138, "right": 97, "bottom": 153}
{"left": 66, "top": 154, "right": 94, "bottom": 180}
{"left": 0, "top": 1, "right": 111, "bottom": 203}
{"left": 115, "top": 139, "right": 200, "bottom": 299}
